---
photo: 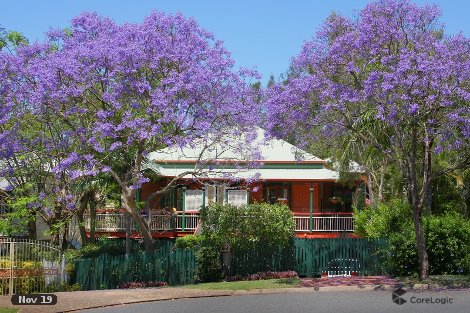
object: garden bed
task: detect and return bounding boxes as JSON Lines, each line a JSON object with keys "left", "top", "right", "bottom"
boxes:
{"left": 300, "top": 275, "right": 470, "bottom": 290}
{"left": 397, "top": 275, "right": 470, "bottom": 290}
{"left": 300, "top": 276, "right": 400, "bottom": 288}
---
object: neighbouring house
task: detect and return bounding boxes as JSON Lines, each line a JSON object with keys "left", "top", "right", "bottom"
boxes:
{"left": 84, "top": 128, "right": 363, "bottom": 239}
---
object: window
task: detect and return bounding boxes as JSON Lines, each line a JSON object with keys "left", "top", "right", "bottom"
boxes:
{"left": 227, "top": 190, "right": 248, "bottom": 207}
{"left": 185, "top": 189, "right": 204, "bottom": 211}
{"left": 266, "top": 183, "right": 290, "bottom": 205}
{"left": 177, "top": 185, "right": 248, "bottom": 210}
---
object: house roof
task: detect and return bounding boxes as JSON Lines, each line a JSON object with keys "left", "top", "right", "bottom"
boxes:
{"left": 146, "top": 128, "right": 339, "bottom": 181}
{"left": 147, "top": 128, "right": 324, "bottom": 163}
{"left": 143, "top": 165, "right": 339, "bottom": 181}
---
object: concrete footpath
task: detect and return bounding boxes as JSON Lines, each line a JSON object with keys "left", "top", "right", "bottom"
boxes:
{"left": 0, "top": 284, "right": 432, "bottom": 313}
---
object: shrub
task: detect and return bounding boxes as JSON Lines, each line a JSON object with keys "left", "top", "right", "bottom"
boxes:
{"left": 118, "top": 281, "right": 168, "bottom": 289}
{"left": 194, "top": 203, "right": 295, "bottom": 282}
{"left": 64, "top": 238, "right": 140, "bottom": 262}
{"left": 354, "top": 199, "right": 470, "bottom": 276}
{"left": 427, "top": 212, "right": 470, "bottom": 274}
{"left": 194, "top": 239, "right": 223, "bottom": 283}
{"left": 199, "top": 202, "right": 295, "bottom": 251}
{"left": 64, "top": 244, "right": 101, "bottom": 261}
{"left": 64, "top": 237, "right": 143, "bottom": 277}
{"left": 175, "top": 235, "right": 202, "bottom": 250}
{"left": 0, "top": 259, "right": 48, "bottom": 294}
{"left": 44, "top": 282, "right": 82, "bottom": 292}
{"left": 226, "top": 271, "right": 298, "bottom": 282}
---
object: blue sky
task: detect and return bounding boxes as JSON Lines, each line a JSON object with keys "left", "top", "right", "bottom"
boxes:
{"left": 1, "top": 1, "right": 469, "bottom": 85}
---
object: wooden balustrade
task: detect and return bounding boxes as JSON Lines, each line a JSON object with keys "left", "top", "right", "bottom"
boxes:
{"left": 83, "top": 212, "right": 354, "bottom": 233}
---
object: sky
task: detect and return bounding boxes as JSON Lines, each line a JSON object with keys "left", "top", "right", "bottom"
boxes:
{"left": 1, "top": 0, "right": 469, "bottom": 85}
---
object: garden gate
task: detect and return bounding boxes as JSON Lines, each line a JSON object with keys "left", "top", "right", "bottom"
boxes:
{"left": 0, "top": 238, "right": 63, "bottom": 295}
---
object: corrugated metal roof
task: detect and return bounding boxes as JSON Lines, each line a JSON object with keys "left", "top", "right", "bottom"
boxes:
{"left": 145, "top": 128, "right": 339, "bottom": 181}
{"left": 147, "top": 164, "right": 339, "bottom": 181}
{"left": 147, "top": 128, "right": 324, "bottom": 163}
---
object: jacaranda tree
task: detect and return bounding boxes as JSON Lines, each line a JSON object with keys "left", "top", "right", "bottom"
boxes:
{"left": 1, "top": 30, "right": 121, "bottom": 244}
{"left": 3, "top": 12, "right": 259, "bottom": 251}
{"left": 266, "top": 0, "right": 469, "bottom": 279}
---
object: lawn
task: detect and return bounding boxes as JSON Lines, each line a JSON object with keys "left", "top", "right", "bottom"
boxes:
{"left": 0, "top": 308, "right": 18, "bottom": 313}
{"left": 183, "top": 277, "right": 301, "bottom": 290}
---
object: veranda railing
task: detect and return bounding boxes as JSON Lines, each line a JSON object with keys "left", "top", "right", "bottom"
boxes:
{"left": 83, "top": 212, "right": 354, "bottom": 233}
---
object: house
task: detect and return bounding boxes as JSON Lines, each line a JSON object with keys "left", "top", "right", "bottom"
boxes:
{"left": 84, "top": 128, "right": 360, "bottom": 239}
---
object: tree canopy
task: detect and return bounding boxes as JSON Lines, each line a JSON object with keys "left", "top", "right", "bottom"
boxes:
{"left": 265, "top": 0, "right": 470, "bottom": 279}
{"left": 0, "top": 12, "right": 260, "bottom": 250}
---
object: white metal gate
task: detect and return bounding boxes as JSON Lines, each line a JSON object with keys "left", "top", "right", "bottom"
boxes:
{"left": 0, "top": 238, "right": 62, "bottom": 295}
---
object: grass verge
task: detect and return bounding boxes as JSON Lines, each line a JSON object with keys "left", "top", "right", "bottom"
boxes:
{"left": 0, "top": 307, "right": 18, "bottom": 313}
{"left": 183, "top": 277, "right": 301, "bottom": 290}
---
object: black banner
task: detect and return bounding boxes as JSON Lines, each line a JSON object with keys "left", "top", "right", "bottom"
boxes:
{"left": 11, "top": 294, "right": 57, "bottom": 305}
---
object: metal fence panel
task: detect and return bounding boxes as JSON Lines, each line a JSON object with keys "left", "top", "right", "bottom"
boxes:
{"left": 0, "top": 238, "right": 62, "bottom": 295}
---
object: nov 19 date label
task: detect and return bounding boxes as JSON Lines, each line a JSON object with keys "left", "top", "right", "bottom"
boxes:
{"left": 11, "top": 294, "right": 57, "bottom": 305}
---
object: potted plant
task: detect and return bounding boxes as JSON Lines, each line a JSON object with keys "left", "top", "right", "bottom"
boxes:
{"left": 329, "top": 196, "right": 342, "bottom": 204}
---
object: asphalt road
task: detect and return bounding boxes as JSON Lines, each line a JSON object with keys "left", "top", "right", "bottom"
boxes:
{"left": 82, "top": 290, "right": 470, "bottom": 313}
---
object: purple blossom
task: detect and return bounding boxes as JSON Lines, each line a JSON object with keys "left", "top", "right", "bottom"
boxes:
{"left": 2, "top": 10, "right": 260, "bottom": 230}
{"left": 109, "top": 141, "right": 123, "bottom": 151}
{"left": 66, "top": 202, "right": 75, "bottom": 210}
{"left": 266, "top": 0, "right": 469, "bottom": 160}
{"left": 407, "top": 103, "right": 419, "bottom": 115}
{"left": 38, "top": 192, "right": 46, "bottom": 200}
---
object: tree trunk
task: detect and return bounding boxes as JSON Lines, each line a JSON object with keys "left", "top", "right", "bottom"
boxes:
{"left": 89, "top": 196, "right": 96, "bottom": 243}
{"left": 77, "top": 193, "right": 90, "bottom": 246}
{"left": 28, "top": 216, "right": 37, "bottom": 240}
{"left": 48, "top": 207, "right": 63, "bottom": 246}
{"left": 50, "top": 225, "right": 60, "bottom": 246}
{"left": 367, "top": 172, "right": 375, "bottom": 205}
{"left": 422, "top": 141, "right": 433, "bottom": 214}
{"left": 412, "top": 201, "right": 429, "bottom": 280}
{"left": 76, "top": 212, "right": 88, "bottom": 247}
{"left": 408, "top": 123, "right": 429, "bottom": 280}
{"left": 377, "top": 162, "right": 385, "bottom": 203}
{"left": 125, "top": 212, "right": 131, "bottom": 255}
{"left": 61, "top": 223, "right": 69, "bottom": 251}
{"left": 121, "top": 189, "right": 154, "bottom": 253}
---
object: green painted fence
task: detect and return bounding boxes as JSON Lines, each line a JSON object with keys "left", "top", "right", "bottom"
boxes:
{"left": 232, "top": 238, "right": 387, "bottom": 277}
{"left": 294, "top": 238, "right": 387, "bottom": 277}
{"left": 231, "top": 240, "right": 296, "bottom": 276}
{"left": 73, "top": 240, "right": 195, "bottom": 290}
{"left": 73, "top": 238, "right": 387, "bottom": 290}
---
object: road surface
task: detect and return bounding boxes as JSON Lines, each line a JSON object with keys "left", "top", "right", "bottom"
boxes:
{"left": 82, "top": 290, "right": 470, "bottom": 313}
